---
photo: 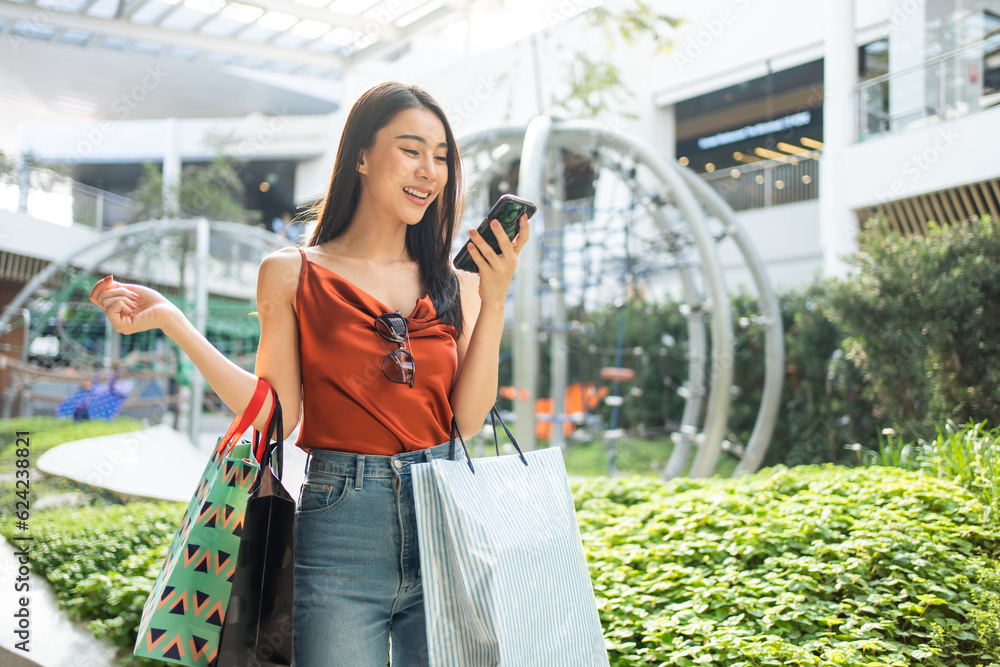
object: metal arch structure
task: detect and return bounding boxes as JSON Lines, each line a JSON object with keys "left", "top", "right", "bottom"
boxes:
{"left": 0, "top": 217, "right": 285, "bottom": 444}
{"left": 458, "top": 118, "right": 785, "bottom": 478}
{"left": 0, "top": 217, "right": 281, "bottom": 334}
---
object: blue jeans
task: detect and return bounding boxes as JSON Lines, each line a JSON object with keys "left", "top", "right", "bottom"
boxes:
{"left": 293, "top": 441, "right": 461, "bottom": 666}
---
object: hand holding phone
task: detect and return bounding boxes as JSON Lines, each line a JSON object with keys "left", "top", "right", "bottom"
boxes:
{"left": 453, "top": 194, "right": 537, "bottom": 273}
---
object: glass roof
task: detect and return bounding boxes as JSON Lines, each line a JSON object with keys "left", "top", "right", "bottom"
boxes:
{"left": 0, "top": 0, "right": 476, "bottom": 76}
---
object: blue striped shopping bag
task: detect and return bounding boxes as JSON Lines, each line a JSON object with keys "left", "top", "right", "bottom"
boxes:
{"left": 411, "top": 409, "right": 609, "bottom": 667}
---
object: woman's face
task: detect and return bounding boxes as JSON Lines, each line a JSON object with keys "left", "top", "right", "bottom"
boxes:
{"left": 358, "top": 106, "right": 450, "bottom": 227}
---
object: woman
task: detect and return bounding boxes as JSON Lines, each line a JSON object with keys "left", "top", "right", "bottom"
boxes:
{"left": 88, "top": 81, "right": 529, "bottom": 665}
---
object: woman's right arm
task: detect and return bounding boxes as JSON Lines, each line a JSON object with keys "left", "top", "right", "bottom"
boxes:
{"left": 88, "top": 247, "right": 303, "bottom": 438}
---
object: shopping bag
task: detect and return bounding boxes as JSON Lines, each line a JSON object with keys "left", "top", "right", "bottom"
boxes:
{"left": 217, "top": 387, "right": 295, "bottom": 666}
{"left": 133, "top": 377, "right": 276, "bottom": 666}
{"left": 412, "top": 407, "right": 609, "bottom": 667}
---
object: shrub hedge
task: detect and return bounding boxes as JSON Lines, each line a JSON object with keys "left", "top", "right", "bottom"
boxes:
{"left": 6, "top": 463, "right": 998, "bottom": 666}
{"left": 0, "top": 502, "right": 182, "bottom": 666}
{"left": 574, "top": 464, "right": 1000, "bottom": 666}
{"left": 824, "top": 216, "right": 1000, "bottom": 435}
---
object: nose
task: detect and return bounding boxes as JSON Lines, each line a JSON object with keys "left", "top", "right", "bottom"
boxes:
{"left": 414, "top": 153, "right": 435, "bottom": 179}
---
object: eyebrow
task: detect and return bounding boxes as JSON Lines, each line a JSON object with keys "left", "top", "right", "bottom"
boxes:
{"left": 396, "top": 134, "right": 448, "bottom": 149}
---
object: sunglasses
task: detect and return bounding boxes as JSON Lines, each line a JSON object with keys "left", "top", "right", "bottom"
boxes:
{"left": 374, "top": 311, "right": 415, "bottom": 388}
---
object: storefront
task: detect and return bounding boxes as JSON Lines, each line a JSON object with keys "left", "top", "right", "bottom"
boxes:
{"left": 674, "top": 59, "right": 824, "bottom": 210}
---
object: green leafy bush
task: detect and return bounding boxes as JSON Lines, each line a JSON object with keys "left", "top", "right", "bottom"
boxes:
{"left": 922, "top": 421, "right": 1000, "bottom": 524}
{"left": 867, "top": 421, "right": 1000, "bottom": 524}
{"left": 0, "top": 502, "right": 182, "bottom": 666}
{"left": 971, "top": 565, "right": 1000, "bottom": 660}
{"left": 573, "top": 465, "right": 1000, "bottom": 666}
{"left": 732, "top": 286, "right": 883, "bottom": 468}
{"left": 7, "top": 464, "right": 1000, "bottom": 666}
{"left": 824, "top": 216, "right": 1000, "bottom": 436}
{"left": 863, "top": 420, "right": 1000, "bottom": 659}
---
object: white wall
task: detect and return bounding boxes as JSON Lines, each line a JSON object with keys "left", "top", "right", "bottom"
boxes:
{"left": 0, "top": 209, "right": 99, "bottom": 261}
{"left": 845, "top": 104, "right": 1000, "bottom": 208}
{"left": 651, "top": 0, "right": 894, "bottom": 106}
{"left": 19, "top": 114, "right": 330, "bottom": 165}
{"left": 720, "top": 200, "right": 823, "bottom": 292}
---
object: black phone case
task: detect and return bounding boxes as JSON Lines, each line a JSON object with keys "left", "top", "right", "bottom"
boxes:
{"left": 453, "top": 194, "right": 537, "bottom": 273}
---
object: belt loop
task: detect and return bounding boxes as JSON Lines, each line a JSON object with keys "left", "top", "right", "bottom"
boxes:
{"left": 355, "top": 455, "right": 365, "bottom": 490}
{"left": 303, "top": 449, "right": 312, "bottom": 475}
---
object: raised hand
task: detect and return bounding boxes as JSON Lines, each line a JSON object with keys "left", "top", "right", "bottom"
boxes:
{"left": 464, "top": 213, "right": 530, "bottom": 307}
{"left": 88, "top": 275, "right": 182, "bottom": 335}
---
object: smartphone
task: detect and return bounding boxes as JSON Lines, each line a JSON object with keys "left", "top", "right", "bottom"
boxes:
{"left": 453, "top": 194, "right": 537, "bottom": 273}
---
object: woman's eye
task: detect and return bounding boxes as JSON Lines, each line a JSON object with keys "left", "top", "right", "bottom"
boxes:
{"left": 435, "top": 156, "right": 448, "bottom": 163}
{"left": 402, "top": 149, "right": 419, "bottom": 156}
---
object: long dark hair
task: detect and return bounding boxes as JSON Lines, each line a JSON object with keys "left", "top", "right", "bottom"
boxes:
{"left": 303, "top": 81, "right": 465, "bottom": 337}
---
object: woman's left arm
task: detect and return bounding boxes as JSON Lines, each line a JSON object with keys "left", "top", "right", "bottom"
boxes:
{"left": 449, "top": 215, "right": 529, "bottom": 437}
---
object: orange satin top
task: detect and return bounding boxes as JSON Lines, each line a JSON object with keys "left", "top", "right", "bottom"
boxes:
{"left": 293, "top": 248, "right": 459, "bottom": 455}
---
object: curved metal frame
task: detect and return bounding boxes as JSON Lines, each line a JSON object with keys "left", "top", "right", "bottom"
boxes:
{"left": 0, "top": 218, "right": 283, "bottom": 442}
{"left": 458, "top": 119, "right": 783, "bottom": 477}
{"left": 0, "top": 218, "right": 281, "bottom": 335}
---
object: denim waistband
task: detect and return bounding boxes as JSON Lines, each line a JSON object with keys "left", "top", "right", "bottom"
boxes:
{"left": 302, "top": 440, "right": 460, "bottom": 480}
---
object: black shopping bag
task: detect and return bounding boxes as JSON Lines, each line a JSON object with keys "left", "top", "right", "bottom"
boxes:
{"left": 216, "top": 388, "right": 295, "bottom": 666}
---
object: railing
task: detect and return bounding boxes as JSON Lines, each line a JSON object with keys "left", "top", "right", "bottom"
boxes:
{"left": 856, "top": 35, "right": 1000, "bottom": 141}
{"left": 699, "top": 151, "right": 821, "bottom": 212}
{"left": 0, "top": 157, "right": 135, "bottom": 231}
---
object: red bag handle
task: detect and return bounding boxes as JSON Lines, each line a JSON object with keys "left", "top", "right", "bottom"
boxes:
{"left": 215, "top": 377, "right": 273, "bottom": 456}
{"left": 252, "top": 386, "right": 283, "bottom": 467}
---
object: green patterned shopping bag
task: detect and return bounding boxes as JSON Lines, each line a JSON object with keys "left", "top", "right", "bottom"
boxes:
{"left": 134, "top": 378, "right": 276, "bottom": 666}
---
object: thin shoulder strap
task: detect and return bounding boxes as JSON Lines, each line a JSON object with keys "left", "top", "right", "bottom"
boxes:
{"left": 297, "top": 247, "right": 307, "bottom": 297}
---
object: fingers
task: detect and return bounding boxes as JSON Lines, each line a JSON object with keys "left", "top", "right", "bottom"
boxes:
{"left": 469, "top": 215, "right": 525, "bottom": 258}
{"left": 106, "top": 296, "right": 134, "bottom": 318}
{"left": 90, "top": 275, "right": 140, "bottom": 314}
{"left": 511, "top": 214, "right": 530, "bottom": 251}
{"left": 488, "top": 214, "right": 529, "bottom": 256}
{"left": 466, "top": 227, "right": 496, "bottom": 271}
{"left": 100, "top": 289, "right": 139, "bottom": 313}
{"left": 88, "top": 275, "right": 114, "bottom": 305}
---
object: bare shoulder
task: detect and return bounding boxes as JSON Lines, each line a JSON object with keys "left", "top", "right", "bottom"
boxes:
{"left": 258, "top": 246, "right": 302, "bottom": 292}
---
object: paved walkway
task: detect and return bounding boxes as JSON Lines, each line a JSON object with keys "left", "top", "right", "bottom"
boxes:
{"left": 1, "top": 412, "right": 306, "bottom": 667}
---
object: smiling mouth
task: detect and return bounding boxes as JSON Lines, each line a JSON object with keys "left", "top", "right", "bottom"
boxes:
{"left": 403, "top": 186, "right": 430, "bottom": 201}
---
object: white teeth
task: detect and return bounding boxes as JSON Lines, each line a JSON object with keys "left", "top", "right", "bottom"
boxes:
{"left": 403, "top": 187, "right": 429, "bottom": 199}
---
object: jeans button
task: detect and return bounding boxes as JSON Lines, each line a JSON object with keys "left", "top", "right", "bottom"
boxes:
{"left": 393, "top": 460, "right": 403, "bottom": 470}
